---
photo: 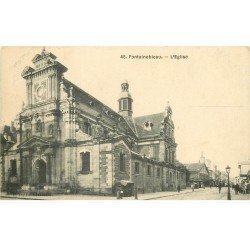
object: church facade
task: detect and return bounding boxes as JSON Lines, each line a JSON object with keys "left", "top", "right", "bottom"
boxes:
{"left": 1, "top": 48, "right": 187, "bottom": 195}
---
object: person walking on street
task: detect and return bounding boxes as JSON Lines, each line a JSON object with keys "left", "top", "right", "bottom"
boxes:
{"left": 191, "top": 183, "right": 194, "bottom": 191}
{"left": 218, "top": 182, "right": 222, "bottom": 193}
{"left": 235, "top": 183, "right": 239, "bottom": 195}
{"left": 243, "top": 182, "right": 247, "bottom": 194}
{"left": 177, "top": 184, "right": 181, "bottom": 193}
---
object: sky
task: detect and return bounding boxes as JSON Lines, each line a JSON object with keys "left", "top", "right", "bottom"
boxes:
{"left": 1, "top": 46, "right": 249, "bottom": 177}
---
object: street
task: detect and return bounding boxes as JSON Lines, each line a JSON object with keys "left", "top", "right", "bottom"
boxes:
{"left": 153, "top": 187, "right": 250, "bottom": 200}
{"left": 1, "top": 187, "right": 250, "bottom": 200}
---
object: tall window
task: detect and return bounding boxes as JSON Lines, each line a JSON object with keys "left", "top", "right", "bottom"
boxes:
{"left": 165, "top": 149, "right": 169, "bottom": 162}
{"left": 48, "top": 124, "right": 54, "bottom": 135}
{"left": 119, "top": 152, "right": 125, "bottom": 172}
{"left": 36, "top": 120, "right": 42, "bottom": 132}
{"left": 123, "top": 99, "right": 128, "bottom": 110}
{"left": 157, "top": 167, "right": 160, "bottom": 177}
{"left": 9, "top": 160, "right": 17, "bottom": 177}
{"left": 134, "top": 162, "right": 140, "bottom": 174}
{"left": 147, "top": 165, "right": 151, "bottom": 176}
{"left": 172, "top": 151, "right": 175, "bottom": 163}
{"left": 170, "top": 172, "right": 172, "bottom": 182}
{"left": 81, "top": 152, "right": 90, "bottom": 172}
{"left": 84, "top": 122, "right": 92, "bottom": 136}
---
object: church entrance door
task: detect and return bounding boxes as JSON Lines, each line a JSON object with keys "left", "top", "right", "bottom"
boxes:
{"left": 36, "top": 160, "right": 47, "bottom": 186}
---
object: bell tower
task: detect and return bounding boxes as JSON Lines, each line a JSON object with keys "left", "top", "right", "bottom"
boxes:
{"left": 118, "top": 81, "right": 133, "bottom": 117}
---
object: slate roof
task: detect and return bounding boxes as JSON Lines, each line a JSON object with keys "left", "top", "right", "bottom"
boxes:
{"left": 134, "top": 112, "right": 164, "bottom": 138}
{"left": 63, "top": 78, "right": 137, "bottom": 138}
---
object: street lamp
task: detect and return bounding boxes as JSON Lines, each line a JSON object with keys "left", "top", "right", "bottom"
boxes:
{"left": 226, "top": 166, "right": 231, "bottom": 200}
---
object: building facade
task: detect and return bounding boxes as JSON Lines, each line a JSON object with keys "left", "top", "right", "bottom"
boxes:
{"left": 1, "top": 48, "right": 187, "bottom": 195}
{"left": 185, "top": 153, "right": 211, "bottom": 187}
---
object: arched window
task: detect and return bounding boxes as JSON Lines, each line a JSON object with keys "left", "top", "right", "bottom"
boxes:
{"left": 48, "top": 124, "right": 54, "bottom": 135}
{"left": 123, "top": 99, "right": 128, "bottom": 110}
{"left": 80, "top": 152, "right": 90, "bottom": 172}
{"left": 134, "top": 162, "right": 140, "bottom": 174}
{"left": 157, "top": 167, "right": 160, "bottom": 177}
{"left": 172, "top": 151, "right": 175, "bottom": 163}
{"left": 119, "top": 152, "right": 125, "bottom": 172}
{"left": 9, "top": 159, "right": 17, "bottom": 177}
{"left": 147, "top": 165, "right": 152, "bottom": 176}
{"left": 36, "top": 120, "right": 42, "bottom": 132}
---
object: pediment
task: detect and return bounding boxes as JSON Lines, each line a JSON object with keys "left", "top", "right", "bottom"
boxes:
{"left": 32, "top": 54, "right": 42, "bottom": 63}
{"left": 113, "top": 136, "right": 132, "bottom": 151}
{"left": 21, "top": 66, "right": 35, "bottom": 77}
{"left": 18, "top": 136, "right": 52, "bottom": 149}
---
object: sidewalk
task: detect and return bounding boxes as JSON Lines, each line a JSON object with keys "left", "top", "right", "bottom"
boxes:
{"left": 125, "top": 188, "right": 205, "bottom": 200}
{"left": 0, "top": 188, "right": 205, "bottom": 200}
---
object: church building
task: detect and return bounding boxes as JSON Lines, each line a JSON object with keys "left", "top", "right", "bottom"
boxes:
{"left": 1, "top": 48, "right": 187, "bottom": 195}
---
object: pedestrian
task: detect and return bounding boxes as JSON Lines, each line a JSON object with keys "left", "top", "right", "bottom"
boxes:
{"left": 236, "top": 183, "right": 240, "bottom": 194}
{"left": 218, "top": 182, "right": 222, "bottom": 193}
{"left": 177, "top": 184, "right": 181, "bottom": 193}
{"left": 243, "top": 183, "right": 247, "bottom": 194}
{"left": 191, "top": 183, "right": 194, "bottom": 191}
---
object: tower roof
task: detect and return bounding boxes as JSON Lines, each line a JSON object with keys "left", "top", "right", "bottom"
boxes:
{"left": 119, "top": 81, "right": 132, "bottom": 99}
